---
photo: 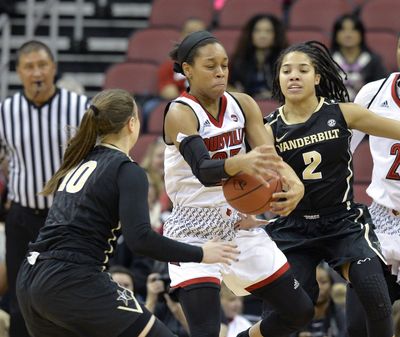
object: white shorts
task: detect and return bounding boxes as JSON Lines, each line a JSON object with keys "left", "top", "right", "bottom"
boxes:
{"left": 168, "top": 228, "right": 288, "bottom": 296}
{"left": 376, "top": 233, "right": 400, "bottom": 283}
{"left": 370, "top": 202, "right": 400, "bottom": 283}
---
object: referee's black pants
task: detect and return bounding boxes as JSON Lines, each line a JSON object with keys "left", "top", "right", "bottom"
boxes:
{"left": 5, "top": 202, "right": 48, "bottom": 337}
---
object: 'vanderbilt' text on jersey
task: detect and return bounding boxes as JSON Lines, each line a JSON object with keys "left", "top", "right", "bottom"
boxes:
{"left": 265, "top": 98, "right": 354, "bottom": 211}
{"left": 164, "top": 91, "right": 246, "bottom": 208}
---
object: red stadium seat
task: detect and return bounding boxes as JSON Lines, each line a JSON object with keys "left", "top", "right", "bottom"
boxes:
{"left": 352, "top": 139, "right": 373, "bottom": 184}
{"left": 289, "top": 0, "right": 353, "bottom": 34}
{"left": 287, "top": 29, "right": 329, "bottom": 47}
{"left": 366, "top": 31, "right": 399, "bottom": 72}
{"left": 126, "top": 28, "right": 181, "bottom": 65}
{"left": 218, "top": 0, "right": 283, "bottom": 29}
{"left": 147, "top": 101, "right": 168, "bottom": 134}
{"left": 361, "top": 0, "right": 400, "bottom": 34}
{"left": 149, "top": 0, "right": 214, "bottom": 29}
{"left": 129, "top": 134, "right": 159, "bottom": 164}
{"left": 212, "top": 28, "right": 241, "bottom": 58}
{"left": 103, "top": 62, "right": 158, "bottom": 97}
{"left": 256, "top": 99, "right": 280, "bottom": 117}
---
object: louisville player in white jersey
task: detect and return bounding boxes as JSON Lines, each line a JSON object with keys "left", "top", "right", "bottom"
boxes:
{"left": 163, "top": 30, "right": 315, "bottom": 337}
{"left": 349, "top": 33, "right": 400, "bottom": 336}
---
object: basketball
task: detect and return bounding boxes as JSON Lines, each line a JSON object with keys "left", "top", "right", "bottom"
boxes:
{"left": 222, "top": 172, "right": 282, "bottom": 215}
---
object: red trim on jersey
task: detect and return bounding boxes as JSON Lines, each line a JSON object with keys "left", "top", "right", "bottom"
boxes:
{"left": 171, "top": 277, "right": 220, "bottom": 289}
{"left": 391, "top": 74, "right": 400, "bottom": 108}
{"left": 245, "top": 262, "right": 290, "bottom": 292}
{"left": 181, "top": 92, "right": 227, "bottom": 128}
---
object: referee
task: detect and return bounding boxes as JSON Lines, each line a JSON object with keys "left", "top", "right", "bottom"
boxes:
{"left": 0, "top": 40, "right": 89, "bottom": 337}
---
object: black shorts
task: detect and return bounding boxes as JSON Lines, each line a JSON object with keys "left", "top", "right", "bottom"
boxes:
{"left": 16, "top": 253, "right": 151, "bottom": 337}
{"left": 265, "top": 203, "right": 384, "bottom": 302}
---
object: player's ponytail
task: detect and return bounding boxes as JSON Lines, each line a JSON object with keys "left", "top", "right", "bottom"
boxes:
{"left": 42, "top": 89, "right": 136, "bottom": 195}
{"left": 272, "top": 40, "right": 349, "bottom": 103}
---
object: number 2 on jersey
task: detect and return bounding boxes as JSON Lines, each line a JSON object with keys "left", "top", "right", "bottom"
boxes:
{"left": 302, "top": 150, "right": 322, "bottom": 180}
{"left": 386, "top": 143, "right": 400, "bottom": 180}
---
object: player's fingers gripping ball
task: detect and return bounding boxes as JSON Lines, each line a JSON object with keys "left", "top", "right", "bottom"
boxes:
{"left": 222, "top": 172, "right": 282, "bottom": 215}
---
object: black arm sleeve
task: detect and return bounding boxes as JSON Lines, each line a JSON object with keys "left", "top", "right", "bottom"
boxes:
{"left": 118, "top": 162, "right": 203, "bottom": 262}
{"left": 179, "top": 135, "right": 230, "bottom": 186}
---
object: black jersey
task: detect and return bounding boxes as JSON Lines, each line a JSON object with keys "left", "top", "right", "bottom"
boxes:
{"left": 30, "top": 145, "right": 131, "bottom": 264}
{"left": 30, "top": 144, "right": 203, "bottom": 266}
{"left": 265, "top": 98, "right": 354, "bottom": 212}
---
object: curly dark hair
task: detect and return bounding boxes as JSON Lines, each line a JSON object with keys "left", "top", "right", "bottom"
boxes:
{"left": 272, "top": 41, "right": 350, "bottom": 103}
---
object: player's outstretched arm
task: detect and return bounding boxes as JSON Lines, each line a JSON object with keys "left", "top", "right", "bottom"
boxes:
{"left": 201, "top": 238, "right": 239, "bottom": 265}
{"left": 118, "top": 162, "right": 239, "bottom": 264}
{"left": 342, "top": 102, "right": 400, "bottom": 141}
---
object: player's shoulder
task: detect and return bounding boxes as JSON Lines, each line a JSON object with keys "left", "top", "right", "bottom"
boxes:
{"left": 359, "top": 78, "right": 386, "bottom": 95}
{"left": 264, "top": 107, "right": 280, "bottom": 126}
{"left": 118, "top": 160, "right": 148, "bottom": 186}
{"left": 58, "top": 87, "right": 90, "bottom": 103}
{"left": 0, "top": 92, "right": 23, "bottom": 119}
{"left": 228, "top": 91, "right": 254, "bottom": 107}
{"left": 354, "top": 77, "right": 387, "bottom": 107}
{"left": 1, "top": 91, "right": 20, "bottom": 105}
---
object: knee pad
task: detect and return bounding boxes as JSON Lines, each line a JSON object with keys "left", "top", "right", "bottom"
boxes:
{"left": 353, "top": 273, "right": 392, "bottom": 321}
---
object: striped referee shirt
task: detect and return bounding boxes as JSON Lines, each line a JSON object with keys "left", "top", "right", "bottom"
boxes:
{"left": 0, "top": 88, "right": 89, "bottom": 209}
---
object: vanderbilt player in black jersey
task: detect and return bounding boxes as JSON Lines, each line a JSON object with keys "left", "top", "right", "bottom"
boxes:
{"left": 15, "top": 89, "right": 239, "bottom": 337}
{"left": 262, "top": 41, "right": 400, "bottom": 337}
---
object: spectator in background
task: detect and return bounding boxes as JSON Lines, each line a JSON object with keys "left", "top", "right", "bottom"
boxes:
{"left": 229, "top": 14, "right": 288, "bottom": 100}
{"left": 331, "top": 14, "right": 387, "bottom": 101}
{"left": 140, "top": 136, "right": 166, "bottom": 205}
{"left": 140, "top": 137, "right": 172, "bottom": 224}
{"left": 109, "top": 265, "right": 135, "bottom": 292}
{"left": 109, "top": 237, "right": 155, "bottom": 302}
{"left": 220, "top": 282, "right": 252, "bottom": 337}
{"left": 146, "top": 173, "right": 163, "bottom": 234}
{"left": 145, "top": 261, "right": 189, "bottom": 337}
{"left": 292, "top": 264, "right": 346, "bottom": 337}
{"left": 158, "top": 18, "right": 206, "bottom": 101}
{"left": 0, "top": 40, "right": 89, "bottom": 337}
{"left": 141, "top": 17, "right": 206, "bottom": 130}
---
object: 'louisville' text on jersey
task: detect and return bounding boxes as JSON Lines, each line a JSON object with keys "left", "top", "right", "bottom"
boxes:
{"left": 203, "top": 129, "right": 244, "bottom": 152}
{"left": 277, "top": 129, "right": 340, "bottom": 153}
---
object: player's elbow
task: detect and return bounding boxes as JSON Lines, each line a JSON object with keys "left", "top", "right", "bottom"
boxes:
{"left": 193, "top": 166, "right": 220, "bottom": 187}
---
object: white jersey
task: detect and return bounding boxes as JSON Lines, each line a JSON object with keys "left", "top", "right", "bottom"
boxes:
{"left": 164, "top": 91, "right": 246, "bottom": 208}
{"left": 351, "top": 73, "right": 400, "bottom": 210}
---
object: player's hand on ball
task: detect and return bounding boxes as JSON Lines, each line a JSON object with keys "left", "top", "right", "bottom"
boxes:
{"left": 242, "top": 145, "right": 283, "bottom": 180}
{"left": 234, "top": 214, "right": 268, "bottom": 230}
{"left": 201, "top": 239, "right": 239, "bottom": 265}
{"left": 268, "top": 175, "right": 304, "bottom": 216}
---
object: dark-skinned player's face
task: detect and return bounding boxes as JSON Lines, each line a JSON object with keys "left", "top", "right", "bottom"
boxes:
{"left": 279, "top": 51, "right": 320, "bottom": 103}
{"left": 184, "top": 42, "right": 229, "bottom": 99}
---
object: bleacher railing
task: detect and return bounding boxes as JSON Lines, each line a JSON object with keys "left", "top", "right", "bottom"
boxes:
{"left": 25, "top": 0, "right": 60, "bottom": 61}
